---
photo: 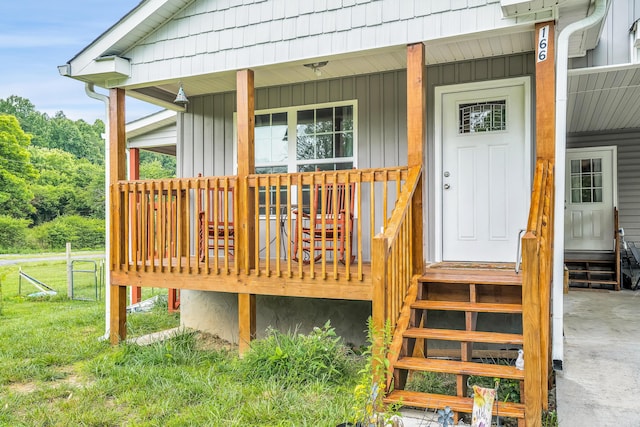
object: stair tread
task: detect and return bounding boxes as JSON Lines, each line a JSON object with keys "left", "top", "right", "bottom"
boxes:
{"left": 384, "top": 390, "right": 525, "bottom": 418}
{"left": 395, "top": 357, "right": 524, "bottom": 380}
{"left": 412, "top": 300, "right": 522, "bottom": 313}
{"left": 420, "top": 269, "right": 522, "bottom": 285}
{"left": 565, "top": 259, "right": 614, "bottom": 263}
{"left": 569, "top": 279, "right": 618, "bottom": 284}
{"left": 404, "top": 327, "right": 523, "bottom": 345}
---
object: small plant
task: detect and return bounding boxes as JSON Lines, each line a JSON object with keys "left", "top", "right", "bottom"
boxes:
{"left": 406, "top": 371, "right": 457, "bottom": 395}
{"left": 349, "top": 317, "right": 401, "bottom": 427}
{"left": 542, "top": 410, "right": 558, "bottom": 427}
{"left": 240, "top": 320, "right": 353, "bottom": 386}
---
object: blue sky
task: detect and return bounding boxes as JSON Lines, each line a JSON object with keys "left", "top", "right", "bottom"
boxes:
{"left": 0, "top": 1, "right": 159, "bottom": 123}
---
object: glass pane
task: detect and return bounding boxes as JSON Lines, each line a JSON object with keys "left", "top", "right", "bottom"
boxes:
{"left": 336, "top": 132, "right": 353, "bottom": 157}
{"left": 571, "top": 175, "right": 581, "bottom": 189}
{"left": 297, "top": 135, "right": 316, "bottom": 160}
{"left": 297, "top": 110, "right": 314, "bottom": 136}
{"left": 335, "top": 106, "right": 353, "bottom": 131}
{"left": 581, "top": 189, "right": 591, "bottom": 202}
{"left": 581, "top": 175, "right": 592, "bottom": 187}
{"left": 593, "top": 189, "right": 603, "bottom": 203}
{"left": 316, "top": 108, "right": 333, "bottom": 133}
{"left": 593, "top": 173, "right": 602, "bottom": 187}
{"left": 316, "top": 135, "right": 334, "bottom": 159}
{"left": 335, "top": 162, "right": 353, "bottom": 170}
{"left": 459, "top": 100, "right": 506, "bottom": 133}
{"left": 255, "top": 139, "right": 271, "bottom": 164}
{"left": 571, "top": 189, "right": 581, "bottom": 203}
{"left": 255, "top": 113, "right": 288, "bottom": 164}
{"left": 571, "top": 160, "right": 580, "bottom": 174}
{"left": 592, "top": 158, "right": 602, "bottom": 172}
{"left": 581, "top": 159, "right": 591, "bottom": 173}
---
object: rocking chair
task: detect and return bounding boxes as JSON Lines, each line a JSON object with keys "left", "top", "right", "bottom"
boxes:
{"left": 197, "top": 178, "right": 234, "bottom": 261}
{"left": 292, "top": 180, "right": 355, "bottom": 263}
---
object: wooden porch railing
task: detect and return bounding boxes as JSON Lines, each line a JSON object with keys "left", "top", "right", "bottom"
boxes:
{"left": 371, "top": 165, "right": 422, "bottom": 334}
{"left": 111, "top": 167, "right": 409, "bottom": 281}
{"left": 111, "top": 176, "right": 238, "bottom": 274}
{"left": 521, "top": 159, "right": 554, "bottom": 426}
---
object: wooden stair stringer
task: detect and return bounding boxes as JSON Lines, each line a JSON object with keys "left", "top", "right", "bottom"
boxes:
{"left": 386, "top": 274, "right": 420, "bottom": 390}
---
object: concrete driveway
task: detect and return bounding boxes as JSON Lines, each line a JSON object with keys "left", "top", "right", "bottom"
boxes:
{"left": 556, "top": 290, "right": 640, "bottom": 426}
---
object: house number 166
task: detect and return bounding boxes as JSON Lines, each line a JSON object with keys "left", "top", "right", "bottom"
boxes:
{"left": 537, "top": 25, "right": 549, "bottom": 62}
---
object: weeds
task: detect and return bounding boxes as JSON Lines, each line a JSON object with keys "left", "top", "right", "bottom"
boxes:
{"left": 240, "top": 320, "right": 356, "bottom": 386}
{"left": 406, "top": 371, "right": 457, "bottom": 395}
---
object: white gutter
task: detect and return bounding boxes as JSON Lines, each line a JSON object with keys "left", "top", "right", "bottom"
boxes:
{"left": 85, "top": 83, "right": 111, "bottom": 341}
{"left": 553, "top": 0, "right": 608, "bottom": 368}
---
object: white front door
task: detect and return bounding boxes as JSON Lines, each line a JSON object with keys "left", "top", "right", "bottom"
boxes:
{"left": 440, "top": 82, "right": 529, "bottom": 262}
{"left": 564, "top": 147, "right": 616, "bottom": 251}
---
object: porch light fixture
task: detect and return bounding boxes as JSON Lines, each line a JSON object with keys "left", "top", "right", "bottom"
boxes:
{"left": 174, "top": 83, "right": 189, "bottom": 106}
{"left": 304, "top": 61, "right": 328, "bottom": 77}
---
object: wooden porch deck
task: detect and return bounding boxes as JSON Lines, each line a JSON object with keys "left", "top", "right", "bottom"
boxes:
{"left": 111, "top": 257, "right": 373, "bottom": 301}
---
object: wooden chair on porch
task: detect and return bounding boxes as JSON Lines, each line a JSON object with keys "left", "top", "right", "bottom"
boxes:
{"left": 197, "top": 176, "right": 235, "bottom": 261}
{"left": 292, "top": 180, "right": 356, "bottom": 263}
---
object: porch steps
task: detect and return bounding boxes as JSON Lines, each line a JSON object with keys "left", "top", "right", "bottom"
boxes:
{"left": 385, "top": 390, "right": 525, "bottom": 419}
{"left": 565, "top": 255, "right": 617, "bottom": 290}
{"left": 394, "top": 357, "right": 525, "bottom": 380}
{"left": 384, "top": 267, "right": 525, "bottom": 424}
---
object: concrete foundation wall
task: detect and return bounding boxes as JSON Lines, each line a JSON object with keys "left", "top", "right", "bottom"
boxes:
{"left": 181, "top": 290, "right": 372, "bottom": 346}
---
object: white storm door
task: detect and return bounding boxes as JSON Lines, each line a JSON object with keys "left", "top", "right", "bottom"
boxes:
{"left": 564, "top": 147, "right": 615, "bottom": 251}
{"left": 442, "top": 85, "right": 528, "bottom": 262}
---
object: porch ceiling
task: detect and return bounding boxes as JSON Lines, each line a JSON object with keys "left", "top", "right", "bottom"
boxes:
{"left": 567, "top": 63, "right": 640, "bottom": 134}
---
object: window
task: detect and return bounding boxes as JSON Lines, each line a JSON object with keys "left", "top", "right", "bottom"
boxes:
{"left": 459, "top": 100, "right": 506, "bottom": 134}
{"left": 570, "top": 158, "right": 603, "bottom": 203}
{"left": 246, "top": 101, "right": 357, "bottom": 214}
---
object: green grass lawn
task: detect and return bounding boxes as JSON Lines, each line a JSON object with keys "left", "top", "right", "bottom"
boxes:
{"left": 0, "top": 256, "right": 360, "bottom": 426}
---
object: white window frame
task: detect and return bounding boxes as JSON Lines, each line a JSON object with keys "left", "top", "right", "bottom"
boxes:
{"left": 233, "top": 100, "right": 358, "bottom": 218}
{"left": 233, "top": 100, "right": 358, "bottom": 174}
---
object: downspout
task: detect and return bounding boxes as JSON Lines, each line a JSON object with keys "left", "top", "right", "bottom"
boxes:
{"left": 85, "top": 83, "right": 111, "bottom": 340}
{"left": 553, "top": 0, "right": 608, "bottom": 368}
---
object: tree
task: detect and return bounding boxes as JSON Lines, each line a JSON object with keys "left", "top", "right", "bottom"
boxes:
{"left": 28, "top": 147, "right": 105, "bottom": 224}
{"left": 0, "top": 95, "right": 50, "bottom": 147}
{"left": 0, "top": 115, "right": 37, "bottom": 218}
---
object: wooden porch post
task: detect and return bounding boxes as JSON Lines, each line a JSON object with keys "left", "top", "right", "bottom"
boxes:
{"left": 522, "top": 232, "right": 542, "bottom": 427}
{"left": 407, "top": 43, "right": 425, "bottom": 276}
{"left": 535, "top": 20, "right": 555, "bottom": 409}
{"left": 109, "top": 88, "right": 127, "bottom": 345}
{"left": 128, "top": 148, "right": 142, "bottom": 305}
{"left": 535, "top": 21, "right": 556, "bottom": 161}
{"left": 236, "top": 69, "right": 256, "bottom": 355}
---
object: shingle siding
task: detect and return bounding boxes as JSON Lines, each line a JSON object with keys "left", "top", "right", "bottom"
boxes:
{"left": 124, "top": 0, "right": 517, "bottom": 84}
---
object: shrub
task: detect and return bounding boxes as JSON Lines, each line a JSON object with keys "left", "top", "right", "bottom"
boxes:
{"left": 29, "top": 215, "right": 104, "bottom": 250}
{"left": 0, "top": 215, "right": 30, "bottom": 252}
{"left": 240, "top": 321, "right": 354, "bottom": 386}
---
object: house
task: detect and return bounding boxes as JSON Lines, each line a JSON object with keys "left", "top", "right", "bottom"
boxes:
{"left": 60, "top": 0, "right": 640, "bottom": 424}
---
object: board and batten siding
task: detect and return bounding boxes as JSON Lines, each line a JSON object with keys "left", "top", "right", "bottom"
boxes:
{"left": 568, "top": 130, "right": 640, "bottom": 243}
{"left": 571, "top": 0, "right": 640, "bottom": 68}
{"left": 178, "top": 70, "right": 409, "bottom": 179}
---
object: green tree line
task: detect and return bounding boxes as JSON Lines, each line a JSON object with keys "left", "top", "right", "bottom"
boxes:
{"left": 0, "top": 95, "right": 175, "bottom": 252}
